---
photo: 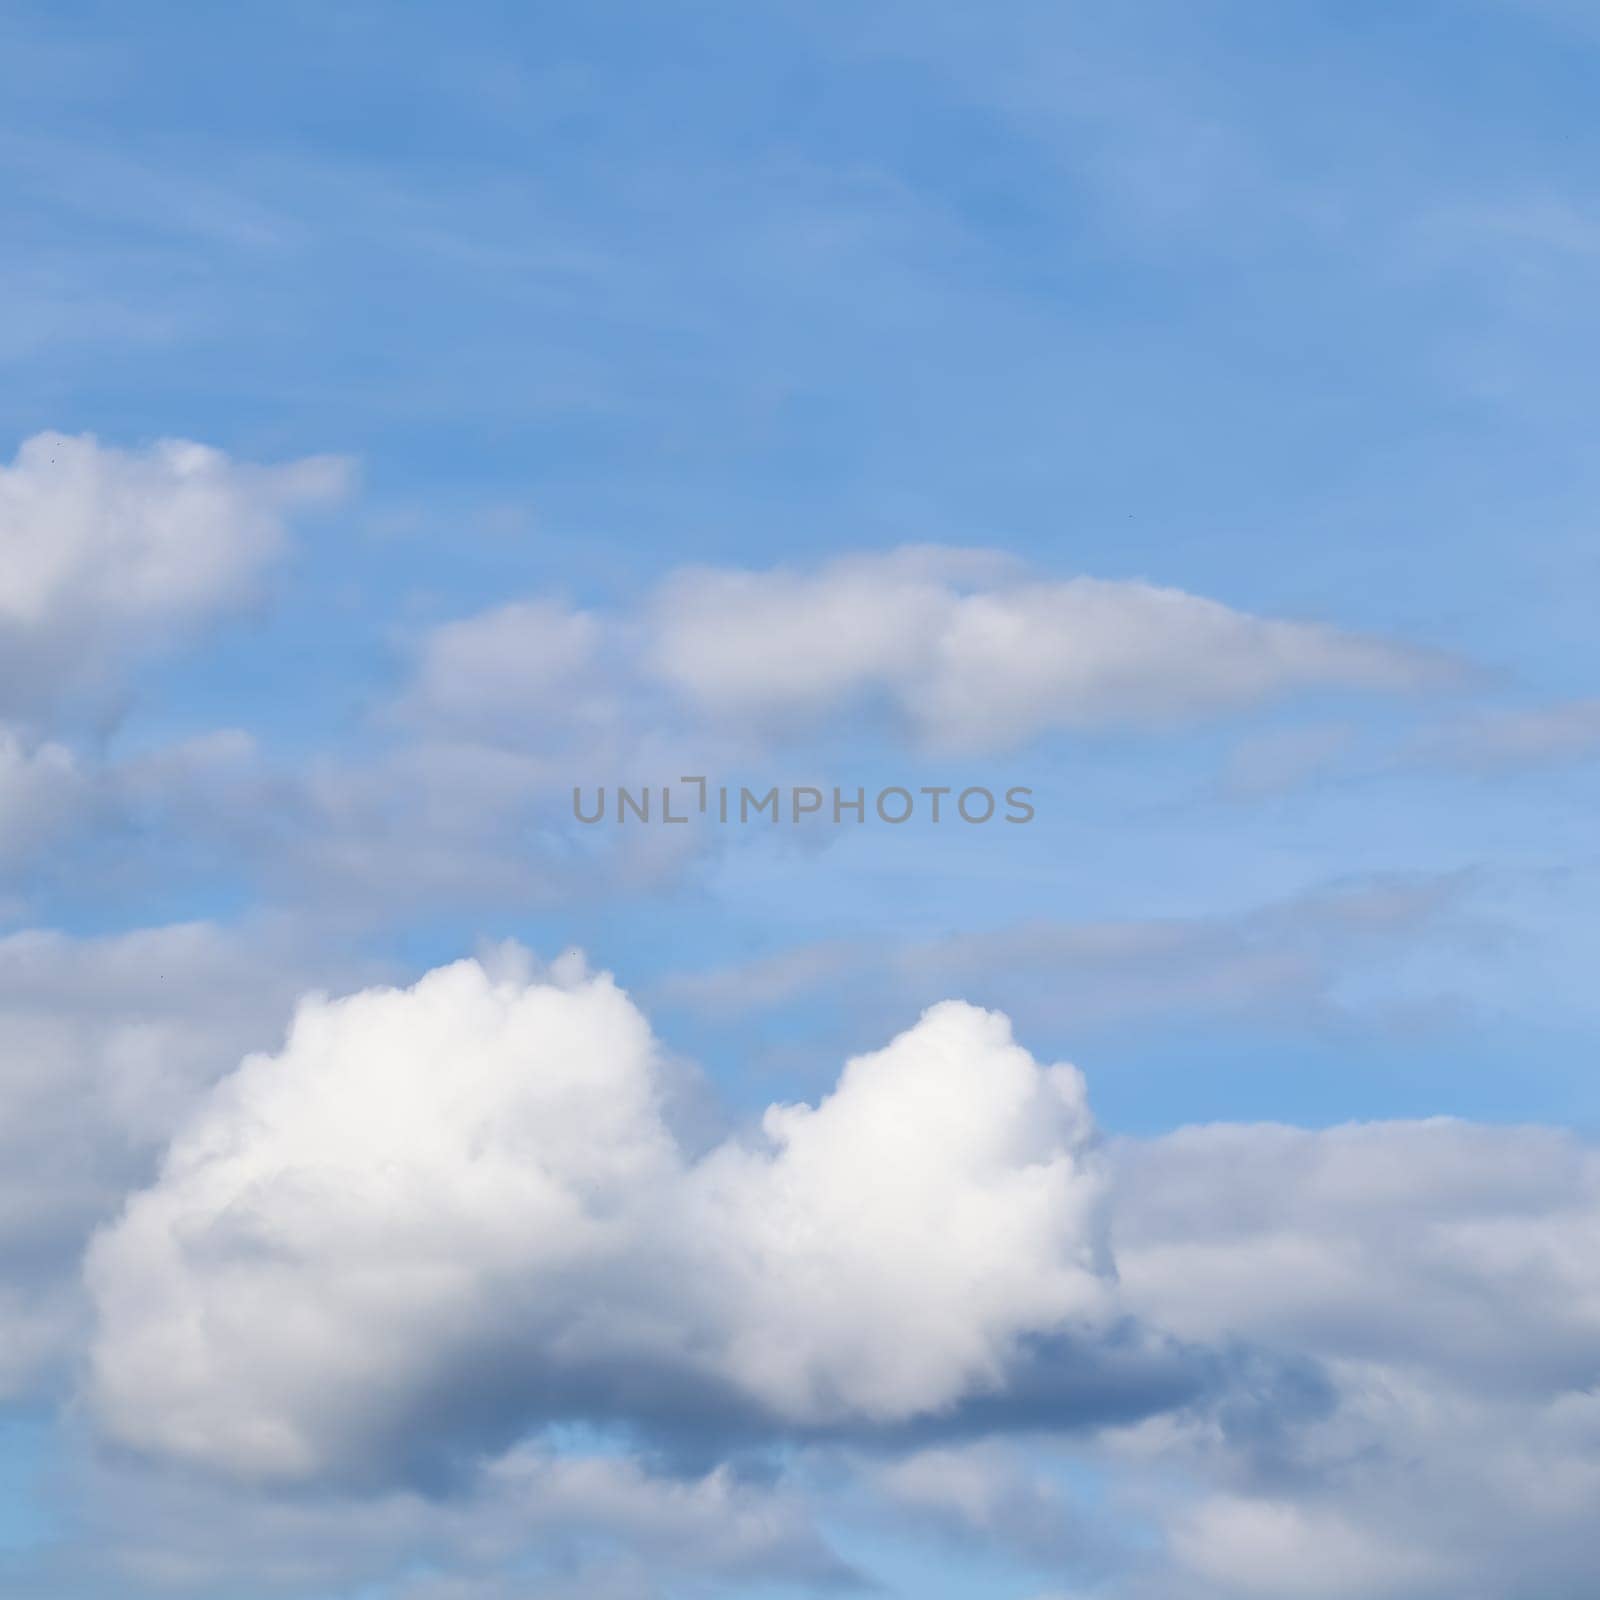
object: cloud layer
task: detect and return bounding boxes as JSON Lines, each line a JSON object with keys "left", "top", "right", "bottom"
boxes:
{"left": 0, "top": 952, "right": 1581, "bottom": 1598}
{"left": 1111, "top": 1119, "right": 1600, "bottom": 1598}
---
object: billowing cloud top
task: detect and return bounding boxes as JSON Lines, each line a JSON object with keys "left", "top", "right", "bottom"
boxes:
{"left": 85, "top": 954, "right": 1113, "bottom": 1484}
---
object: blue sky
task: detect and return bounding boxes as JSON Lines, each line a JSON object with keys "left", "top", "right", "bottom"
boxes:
{"left": 4, "top": 4, "right": 1600, "bottom": 1597}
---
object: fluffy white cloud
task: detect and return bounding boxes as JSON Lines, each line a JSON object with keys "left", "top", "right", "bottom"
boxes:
{"left": 685, "top": 994, "right": 1109, "bottom": 1422}
{"left": 0, "top": 430, "right": 350, "bottom": 720}
{"left": 85, "top": 953, "right": 1114, "bottom": 1483}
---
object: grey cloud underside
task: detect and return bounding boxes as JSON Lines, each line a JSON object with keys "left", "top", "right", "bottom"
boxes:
{"left": 46, "top": 1443, "right": 861, "bottom": 1600}
{"left": 318, "top": 1324, "right": 1219, "bottom": 1497}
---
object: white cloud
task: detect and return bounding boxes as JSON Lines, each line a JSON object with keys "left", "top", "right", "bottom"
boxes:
{"left": 1114, "top": 1119, "right": 1600, "bottom": 1393}
{"left": 647, "top": 547, "right": 1003, "bottom": 727}
{"left": 1108, "top": 1118, "right": 1600, "bottom": 1599}
{"left": 1167, "top": 1496, "right": 1447, "bottom": 1599}
{"left": 85, "top": 953, "right": 1114, "bottom": 1483}
{"left": 25, "top": 537, "right": 1456, "bottom": 928}
{"left": 686, "top": 995, "right": 1109, "bottom": 1422}
{"left": 398, "top": 547, "right": 1453, "bottom": 759}
{"left": 0, "top": 920, "right": 357, "bottom": 1400}
{"left": 0, "top": 430, "right": 350, "bottom": 720}
{"left": 399, "top": 598, "right": 610, "bottom": 734}
{"left": 647, "top": 548, "right": 1453, "bottom": 751}
{"left": 37, "top": 959, "right": 1600, "bottom": 1598}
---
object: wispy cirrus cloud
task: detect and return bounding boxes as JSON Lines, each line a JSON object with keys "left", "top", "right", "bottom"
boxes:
{"left": 655, "top": 872, "right": 1479, "bottom": 1040}
{"left": 1409, "top": 696, "right": 1600, "bottom": 772}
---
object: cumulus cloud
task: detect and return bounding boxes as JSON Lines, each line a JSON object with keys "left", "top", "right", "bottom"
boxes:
{"left": 0, "top": 430, "right": 350, "bottom": 721}
{"left": 647, "top": 549, "right": 1454, "bottom": 751}
{"left": 0, "top": 920, "right": 359, "bottom": 1400}
{"left": 1114, "top": 1119, "right": 1600, "bottom": 1396}
{"left": 85, "top": 953, "right": 1122, "bottom": 1485}
{"left": 685, "top": 992, "right": 1110, "bottom": 1424}
{"left": 1107, "top": 1119, "right": 1600, "bottom": 1599}
{"left": 399, "top": 547, "right": 1454, "bottom": 758}
{"left": 398, "top": 598, "right": 612, "bottom": 735}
